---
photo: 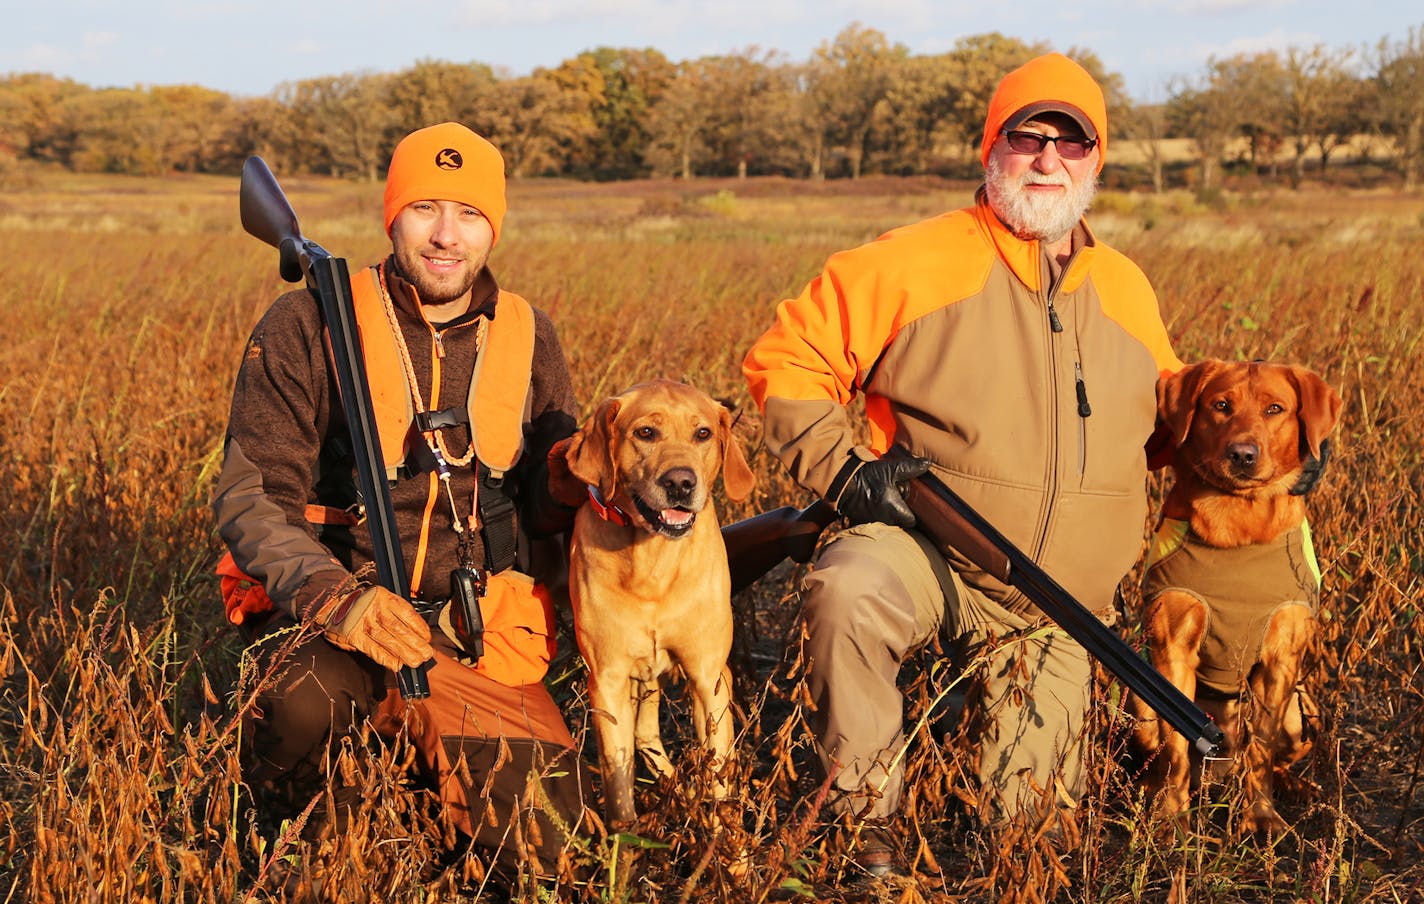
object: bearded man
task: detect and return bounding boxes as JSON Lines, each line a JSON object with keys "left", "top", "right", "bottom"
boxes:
{"left": 743, "top": 54, "right": 1182, "bottom": 876}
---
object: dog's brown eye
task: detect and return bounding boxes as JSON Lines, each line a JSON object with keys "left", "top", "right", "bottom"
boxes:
{"left": 1265, "top": 403, "right": 1284, "bottom": 415}
{"left": 634, "top": 426, "right": 658, "bottom": 440}
{"left": 1212, "top": 400, "right": 1231, "bottom": 414}
{"left": 694, "top": 426, "right": 713, "bottom": 441}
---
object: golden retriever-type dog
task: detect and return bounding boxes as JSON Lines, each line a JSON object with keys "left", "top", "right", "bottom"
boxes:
{"left": 1136, "top": 359, "right": 1342, "bottom": 835}
{"left": 564, "top": 380, "right": 755, "bottom": 828}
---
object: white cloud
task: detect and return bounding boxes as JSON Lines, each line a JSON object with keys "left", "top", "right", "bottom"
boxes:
{"left": 8, "top": 34, "right": 116, "bottom": 70}
{"left": 82, "top": 31, "right": 119, "bottom": 50}
{"left": 13, "top": 43, "right": 74, "bottom": 68}
{"left": 1189, "top": 27, "right": 1324, "bottom": 64}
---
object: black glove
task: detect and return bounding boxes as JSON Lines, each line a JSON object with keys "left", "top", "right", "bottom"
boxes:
{"left": 825, "top": 449, "right": 932, "bottom": 528}
{"left": 1289, "top": 437, "right": 1331, "bottom": 496}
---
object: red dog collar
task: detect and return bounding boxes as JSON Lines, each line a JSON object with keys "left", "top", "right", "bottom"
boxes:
{"left": 586, "top": 485, "right": 632, "bottom": 527}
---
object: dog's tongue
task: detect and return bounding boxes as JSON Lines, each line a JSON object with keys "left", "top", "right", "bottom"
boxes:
{"left": 661, "top": 508, "right": 694, "bottom": 527}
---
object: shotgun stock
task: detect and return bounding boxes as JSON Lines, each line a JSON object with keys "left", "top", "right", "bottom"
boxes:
{"left": 239, "top": 156, "right": 431, "bottom": 701}
{"left": 722, "top": 501, "right": 838, "bottom": 595}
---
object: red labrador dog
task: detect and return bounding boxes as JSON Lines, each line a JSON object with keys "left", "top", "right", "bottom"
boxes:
{"left": 1136, "top": 359, "right": 1342, "bottom": 835}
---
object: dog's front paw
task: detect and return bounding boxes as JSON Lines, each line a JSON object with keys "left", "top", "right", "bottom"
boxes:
{"left": 1238, "top": 801, "right": 1288, "bottom": 837}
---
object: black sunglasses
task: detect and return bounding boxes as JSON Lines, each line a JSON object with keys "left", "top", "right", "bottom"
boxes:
{"left": 1001, "top": 130, "right": 1097, "bottom": 160}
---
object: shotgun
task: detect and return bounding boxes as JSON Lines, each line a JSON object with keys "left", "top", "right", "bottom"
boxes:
{"left": 239, "top": 156, "right": 431, "bottom": 701}
{"left": 720, "top": 452, "right": 1225, "bottom": 756}
{"left": 723, "top": 501, "right": 838, "bottom": 595}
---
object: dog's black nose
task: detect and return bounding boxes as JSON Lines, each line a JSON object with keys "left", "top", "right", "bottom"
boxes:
{"left": 660, "top": 467, "right": 698, "bottom": 503}
{"left": 1227, "top": 442, "right": 1259, "bottom": 469}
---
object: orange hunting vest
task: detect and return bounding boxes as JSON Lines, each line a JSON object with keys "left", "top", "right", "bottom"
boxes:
{"left": 349, "top": 265, "right": 534, "bottom": 481}
{"left": 219, "top": 266, "right": 556, "bottom": 688}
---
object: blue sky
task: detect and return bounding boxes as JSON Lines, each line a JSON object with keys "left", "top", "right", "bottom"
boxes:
{"left": 5, "top": 1, "right": 1417, "bottom": 102}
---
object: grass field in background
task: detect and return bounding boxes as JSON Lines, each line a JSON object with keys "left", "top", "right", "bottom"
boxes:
{"left": 2, "top": 167, "right": 1421, "bottom": 902}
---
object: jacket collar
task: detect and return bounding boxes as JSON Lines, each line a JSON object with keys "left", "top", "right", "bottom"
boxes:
{"left": 972, "top": 189, "right": 1098, "bottom": 295}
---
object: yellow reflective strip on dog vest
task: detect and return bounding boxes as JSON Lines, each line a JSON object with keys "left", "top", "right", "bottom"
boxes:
{"left": 349, "top": 270, "right": 535, "bottom": 477}
{"left": 1300, "top": 519, "right": 1321, "bottom": 585}
{"left": 1146, "top": 518, "right": 1190, "bottom": 568}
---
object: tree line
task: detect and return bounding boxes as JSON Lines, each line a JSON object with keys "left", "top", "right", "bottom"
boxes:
{"left": 3, "top": 23, "right": 1423, "bottom": 189}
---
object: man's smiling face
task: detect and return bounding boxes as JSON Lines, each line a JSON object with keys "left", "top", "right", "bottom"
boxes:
{"left": 389, "top": 199, "right": 494, "bottom": 309}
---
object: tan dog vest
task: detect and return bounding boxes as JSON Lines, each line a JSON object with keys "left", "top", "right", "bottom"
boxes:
{"left": 1143, "top": 520, "right": 1320, "bottom": 695}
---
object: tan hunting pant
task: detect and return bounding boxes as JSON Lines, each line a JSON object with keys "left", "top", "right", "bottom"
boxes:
{"left": 799, "top": 522, "right": 1096, "bottom": 820}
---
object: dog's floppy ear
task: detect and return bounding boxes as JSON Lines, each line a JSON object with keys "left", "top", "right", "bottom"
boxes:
{"left": 1158, "top": 360, "right": 1220, "bottom": 448}
{"left": 717, "top": 406, "right": 755, "bottom": 503}
{"left": 567, "top": 397, "right": 622, "bottom": 495}
{"left": 1284, "top": 365, "right": 1343, "bottom": 459}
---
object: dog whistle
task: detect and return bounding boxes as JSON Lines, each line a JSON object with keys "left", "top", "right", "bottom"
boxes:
{"left": 450, "top": 566, "right": 486, "bottom": 662}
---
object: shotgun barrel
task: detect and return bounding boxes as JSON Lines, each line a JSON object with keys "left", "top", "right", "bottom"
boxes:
{"left": 239, "top": 156, "right": 431, "bottom": 701}
{"left": 716, "top": 449, "right": 1224, "bottom": 756}
{"left": 891, "top": 451, "right": 1224, "bottom": 757}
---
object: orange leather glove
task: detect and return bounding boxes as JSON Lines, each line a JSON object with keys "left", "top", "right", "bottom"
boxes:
{"left": 546, "top": 435, "right": 587, "bottom": 509}
{"left": 315, "top": 585, "right": 434, "bottom": 673}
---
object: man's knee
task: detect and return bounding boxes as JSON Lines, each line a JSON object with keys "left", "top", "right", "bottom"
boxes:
{"left": 803, "top": 564, "right": 890, "bottom": 639}
{"left": 802, "top": 524, "right": 945, "bottom": 655}
{"left": 247, "top": 638, "right": 379, "bottom": 774}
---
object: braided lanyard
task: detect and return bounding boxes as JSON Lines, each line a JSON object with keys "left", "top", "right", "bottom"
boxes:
{"left": 376, "top": 261, "right": 488, "bottom": 566}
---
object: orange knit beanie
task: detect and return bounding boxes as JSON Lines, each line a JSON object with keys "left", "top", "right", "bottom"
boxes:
{"left": 980, "top": 54, "right": 1108, "bottom": 174}
{"left": 382, "top": 122, "right": 507, "bottom": 242}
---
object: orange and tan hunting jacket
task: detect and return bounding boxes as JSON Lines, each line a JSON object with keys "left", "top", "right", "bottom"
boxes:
{"left": 743, "top": 192, "right": 1182, "bottom": 615}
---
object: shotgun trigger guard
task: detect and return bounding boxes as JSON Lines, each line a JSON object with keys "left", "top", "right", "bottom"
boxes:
{"left": 278, "top": 237, "right": 306, "bottom": 282}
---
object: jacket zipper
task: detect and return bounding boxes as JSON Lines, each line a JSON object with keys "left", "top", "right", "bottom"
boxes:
{"left": 1075, "top": 362, "right": 1092, "bottom": 476}
{"left": 1032, "top": 281, "right": 1064, "bottom": 564}
{"left": 1032, "top": 246, "right": 1082, "bottom": 564}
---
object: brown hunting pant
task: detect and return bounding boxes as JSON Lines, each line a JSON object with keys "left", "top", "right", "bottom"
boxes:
{"left": 800, "top": 522, "right": 1097, "bottom": 820}
{"left": 240, "top": 613, "right": 588, "bottom": 873}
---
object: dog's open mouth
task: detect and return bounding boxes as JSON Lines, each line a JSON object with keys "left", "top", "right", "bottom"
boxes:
{"left": 633, "top": 497, "right": 697, "bottom": 537}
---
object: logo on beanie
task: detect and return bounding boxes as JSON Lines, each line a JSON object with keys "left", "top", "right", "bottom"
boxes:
{"left": 435, "top": 148, "right": 463, "bottom": 171}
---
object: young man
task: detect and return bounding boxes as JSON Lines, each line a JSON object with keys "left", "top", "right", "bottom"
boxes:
{"left": 213, "top": 122, "right": 585, "bottom": 876}
{"left": 743, "top": 54, "right": 1183, "bottom": 874}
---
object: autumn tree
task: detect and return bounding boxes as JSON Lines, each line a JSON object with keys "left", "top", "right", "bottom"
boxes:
{"left": 701, "top": 48, "right": 789, "bottom": 178}
{"left": 225, "top": 96, "right": 297, "bottom": 174}
{"left": 1228, "top": 52, "right": 1292, "bottom": 177}
{"left": 1167, "top": 55, "right": 1254, "bottom": 190}
{"left": 480, "top": 64, "right": 600, "bottom": 178}
{"left": 940, "top": 33, "right": 1048, "bottom": 161}
{"left": 573, "top": 47, "right": 675, "bottom": 179}
{"left": 1120, "top": 94, "right": 1171, "bottom": 193}
{"left": 0, "top": 73, "right": 89, "bottom": 165}
{"left": 384, "top": 59, "right": 497, "bottom": 136}
{"left": 61, "top": 88, "right": 173, "bottom": 174}
{"left": 275, "top": 73, "right": 398, "bottom": 180}
{"left": 1372, "top": 26, "right": 1424, "bottom": 190}
{"left": 1282, "top": 45, "right": 1364, "bottom": 185}
{"left": 150, "top": 85, "right": 237, "bottom": 172}
{"left": 809, "top": 23, "right": 905, "bottom": 178}
{"left": 644, "top": 57, "right": 719, "bottom": 178}
{"left": 869, "top": 52, "right": 958, "bottom": 174}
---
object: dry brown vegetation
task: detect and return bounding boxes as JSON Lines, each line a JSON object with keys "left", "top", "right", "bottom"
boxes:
{"left": 2, "top": 168, "right": 1422, "bottom": 903}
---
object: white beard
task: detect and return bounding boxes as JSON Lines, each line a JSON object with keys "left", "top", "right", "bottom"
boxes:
{"left": 984, "top": 154, "right": 1097, "bottom": 243}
